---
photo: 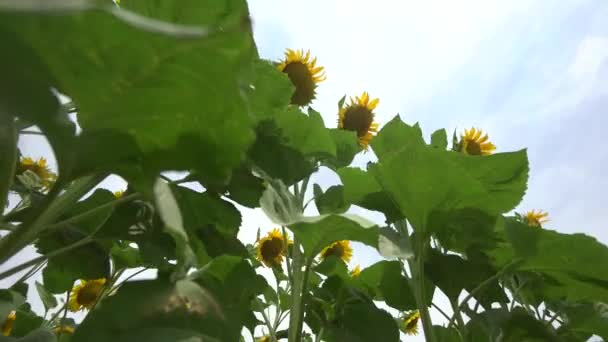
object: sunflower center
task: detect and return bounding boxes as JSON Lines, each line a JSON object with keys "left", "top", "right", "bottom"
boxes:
{"left": 341, "top": 106, "right": 374, "bottom": 138}
{"left": 261, "top": 237, "right": 284, "bottom": 264}
{"left": 282, "top": 62, "right": 316, "bottom": 106}
{"left": 465, "top": 139, "right": 482, "bottom": 155}
{"left": 405, "top": 317, "right": 418, "bottom": 330}
{"left": 322, "top": 244, "right": 344, "bottom": 259}
{"left": 77, "top": 282, "right": 104, "bottom": 307}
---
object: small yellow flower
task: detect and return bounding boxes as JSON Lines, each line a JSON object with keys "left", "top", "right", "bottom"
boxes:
{"left": 18, "top": 157, "right": 57, "bottom": 188}
{"left": 256, "top": 229, "right": 292, "bottom": 268}
{"left": 350, "top": 265, "right": 361, "bottom": 277}
{"left": 320, "top": 240, "right": 353, "bottom": 264}
{"left": 69, "top": 278, "right": 107, "bottom": 312}
{"left": 1, "top": 311, "right": 16, "bottom": 336}
{"left": 338, "top": 92, "right": 380, "bottom": 149}
{"left": 277, "top": 48, "right": 326, "bottom": 106}
{"left": 113, "top": 190, "right": 124, "bottom": 199}
{"left": 523, "top": 210, "right": 549, "bottom": 227}
{"left": 257, "top": 336, "right": 270, "bottom": 342}
{"left": 401, "top": 310, "right": 420, "bottom": 336}
{"left": 53, "top": 325, "right": 75, "bottom": 335}
{"left": 458, "top": 128, "right": 496, "bottom": 156}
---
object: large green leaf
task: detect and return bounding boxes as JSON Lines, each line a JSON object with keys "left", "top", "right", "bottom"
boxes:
{"left": 73, "top": 278, "right": 230, "bottom": 342}
{"left": 425, "top": 250, "right": 507, "bottom": 308}
{"left": 465, "top": 308, "right": 560, "bottom": 342}
{"left": 322, "top": 129, "right": 360, "bottom": 170}
{"left": 556, "top": 301, "right": 608, "bottom": 340}
{"left": 337, "top": 167, "right": 402, "bottom": 223}
{"left": 369, "top": 117, "right": 528, "bottom": 231}
{"left": 0, "top": 0, "right": 257, "bottom": 185}
{"left": 289, "top": 214, "right": 378, "bottom": 262}
{"left": 356, "top": 261, "right": 416, "bottom": 311}
{"left": 492, "top": 218, "right": 608, "bottom": 303}
{"left": 430, "top": 209, "right": 500, "bottom": 254}
{"left": 313, "top": 184, "right": 350, "bottom": 215}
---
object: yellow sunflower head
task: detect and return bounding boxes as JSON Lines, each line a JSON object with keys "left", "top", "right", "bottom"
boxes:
{"left": 401, "top": 310, "right": 420, "bottom": 336}
{"left": 350, "top": 265, "right": 361, "bottom": 277}
{"left": 256, "top": 228, "right": 292, "bottom": 268}
{"left": 458, "top": 128, "right": 496, "bottom": 156}
{"left": 338, "top": 92, "right": 380, "bottom": 149}
{"left": 277, "top": 48, "right": 326, "bottom": 106}
{"left": 53, "top": 325, "right": 75, "bottom": 335}
{"left": 523, "top": 210, "right": 549, "bottom": 228}
{"left": 18, "top": 157, "right": 57, "bottom": 188}
{"left": 1, "top": 310, "right": 16, "bottom": 337}
{"left": 113, "top": 190, "right": 124, "bottom": 199}
{"left": 320, "top": 240, "right": 353, "bottom": 264}
{"left": 69, "top": 278, "right": 107, "bottom": 312}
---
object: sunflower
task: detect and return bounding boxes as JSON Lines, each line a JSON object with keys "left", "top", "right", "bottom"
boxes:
{"left": 53, "top": 325, "right": 75, "bottom": 335}
{"left": 401, "top": 310, "right": 420, "bottom": 336}
{"left": 277, "top": 49, "right": 326, "bottom": 106}
{"left": 523, "top": 210, "right": 549, "bottom": 228}
{"left": 320, "top": 240, "right": 353, "bottom": 264}
{"left": 17, "top": 157, "right": 57, "bottom": 188}
{"left": 1, "top": 311, "right": 16, "bottom": 336}
{"left": 338, "top": 92, "right": 380, "bottom": 149}
{"left": 256, "top": 229, "right": 292, "bottom": 268}
{"left": 458, "top": 128, "right": 496, "bottom": 156}
{"left": 350, "top": 265, "right": 361, "bottom": 277}
{"left": 69, "top": 278, "right": 107, "bottom": 312}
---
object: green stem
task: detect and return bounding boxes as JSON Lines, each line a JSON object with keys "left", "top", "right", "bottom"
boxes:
{"left": 411, "top": 251, "right": 437, "bottom": 342}
{"left": 0, "top": 174, "right": 103, "bottom": 264}
{"left": 449, "top": 297, "right": 466, "bottom": 339}
{"left": 288, "top": 239, "right": 304, "bottom": 342}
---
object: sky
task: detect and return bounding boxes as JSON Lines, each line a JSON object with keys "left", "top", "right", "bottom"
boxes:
{"left": 2, "top": 0, "right": 607, "bottom": 341}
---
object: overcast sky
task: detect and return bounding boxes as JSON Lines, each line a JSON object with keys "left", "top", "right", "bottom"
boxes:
{"left": 2, "top": 1, "right": 607, "bottom": 340}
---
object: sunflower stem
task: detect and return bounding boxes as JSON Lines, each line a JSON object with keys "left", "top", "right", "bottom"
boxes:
{"left": 0, "top": 174, "right": 103, "bottom": 264}
{"left": 449, "top": 297, "right": 466, "bottom": 339}
{"left": 288, "top": 239, "right": 304, "bottom": 342}
{"left": 409, "top": 236, "right": 437, "bottom": 342}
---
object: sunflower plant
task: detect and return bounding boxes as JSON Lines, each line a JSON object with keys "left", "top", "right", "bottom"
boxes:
{"left": 1, "top": 1, "right": 607, "bottom": 342}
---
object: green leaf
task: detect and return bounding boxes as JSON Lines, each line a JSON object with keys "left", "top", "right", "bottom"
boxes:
{"left": 11, "top": 309, "right": 44, "bottom": 338}
{"left": 313, "top": 256, "right": 349, "bottom": 279}
{"left": 430, "top": 209, "right": 500, "bottom": 254}
{"left": 7, "top": 328, "right": 56, "bottom": 342}
{"left": 259, "top": 178, "right": 302, "bottom": 225}
{"left": 492, "top": 218, "right": 608, "bottom": 303}
{"left": 1, "top": 0, "right": 257, "bottom": 185}
{"left": 190, "top": 256, "right": 268, "bottom": 336}
{"left": 324, "top": 301, "right": 400, "bottom": 342}
{"left": 377, "top": 227, "right": 413, "bottom": 259}
{"left": 313, "top": 185, "right": 350, "bottom": 215}
{"left": 369, "top": 117, "right": 528, "bottom": 231}
{"left": 246, "top": 59, "right": 293, "bottom": 122}
{"left": 425, "top": 250, "right": 507, "bottom": 308}
{"left": 276, "top": 107, "right": 335, "bottom": 157}
{"left": 289, "top": 214, "right": 378, "bottom": 262}
{"left": 356, "top": 261, "right": 416, "bottom": 311}
{"left": 110, "top": 242, "right": 144, "bottom": 270}
{"left": 170, "top": 185, "right": 247, "bottom": 260}
{"left": 430, "top": 128, "right": 448, "bottom": 149}
{"left": 278, "top": 287, "right": 292, "bottom": 312}
{"left": 337, "top": 167, "right": 402, "bottom": 223}
{"left": 322, "top": 129, "right": 360, "bottom": 170}
{"left": 0, "top": 114, "right": 17, "bottom": 211}
{"left": 73, "top": 279, "right": 228, "bottom": 342}
{"left": 223, "top": 165, "right": 265, "bottom": 208}
{"left": 557, "top": 301, "right": 608, "bottom": 340}
{"left": 34, "top": 282, "right": 57, "bottom": 312}
{"left": 433, "top": 326, "right": 461, "bottom": 342}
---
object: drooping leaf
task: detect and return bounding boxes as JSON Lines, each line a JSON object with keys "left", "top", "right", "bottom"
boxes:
{"left": 377, "top": 227, "right": 413, "bottom": 259}
{"left": 313, "top": 185, "right": 350, "bottom": 215}
{"left": 259, "top": 178, "right": 302, "bottom": 225}
{"left": 289, "top": 214, "right": 378, "bottom": 262}
{"left": 74, "top": 278, "right": 229, "bottom": 342}
{"left": 430, "top": 128, "right": 448, "bottom": 149}
{"left": 322, "top": 129, "right": 360, "bottom": 170}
